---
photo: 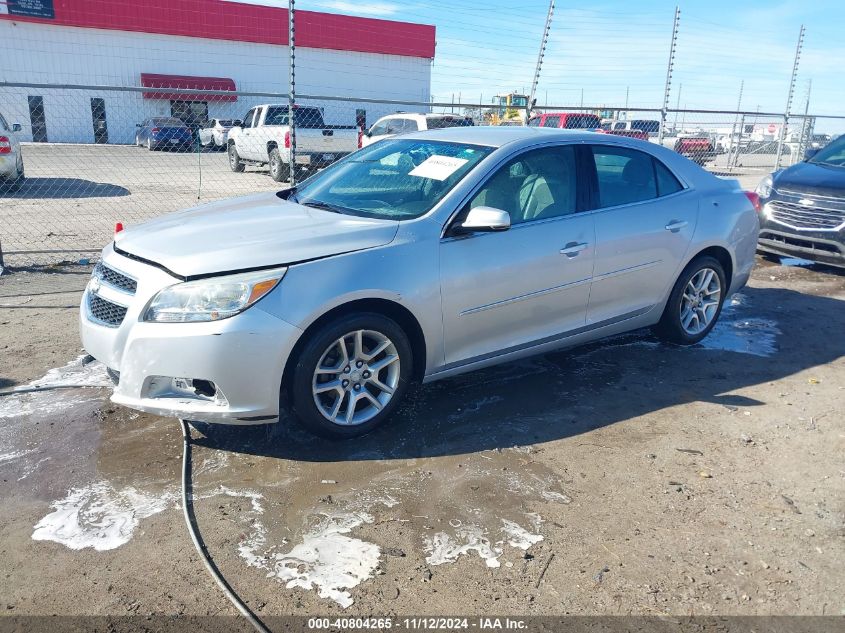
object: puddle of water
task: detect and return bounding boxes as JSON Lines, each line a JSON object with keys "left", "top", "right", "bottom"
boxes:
{"left": 779, "top": 257, "right": 815, "bottom": 267}
{"left": 31, "top": 481, "right": 174, "bottom": 551}
{"left": 698, "top": 294, "right": 780, "bottom": 357}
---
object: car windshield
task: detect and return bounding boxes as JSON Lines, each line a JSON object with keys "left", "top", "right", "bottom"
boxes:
{"left": 808, "top": 135, "right": 845, "bottom": 167}
{"left": 287, "top": 139, "right": 494, "bottom": 220}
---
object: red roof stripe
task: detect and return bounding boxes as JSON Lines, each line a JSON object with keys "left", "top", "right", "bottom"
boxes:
{"left": 1, "top": 0, "right": 436, "bottom": 59}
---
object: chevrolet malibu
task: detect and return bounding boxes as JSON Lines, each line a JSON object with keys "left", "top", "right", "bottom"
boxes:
{"left": 80, "top": 128, "right": 759, "bottom": 438}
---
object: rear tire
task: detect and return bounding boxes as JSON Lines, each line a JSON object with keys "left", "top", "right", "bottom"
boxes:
{"left": 289, "top": 313, "right": 413, "bottom": 439}
{"left": 1, "top": 156, "right": 24, "bottom": 193}
{"left": 269, "top": 147, "right": 290, "bottom": 183}
{"left": 228, "top": 143, "right": 245, "bottom": 172}
{"left": 652, "top": 256, "right": 726, "bottom": 345}
{"left": 146, "top": 138, "right": 154, "bottom": 151}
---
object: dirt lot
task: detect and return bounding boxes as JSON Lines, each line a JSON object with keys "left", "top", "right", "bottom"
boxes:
{"left": 0, "top": 257, "right": 843, "bottom": 624}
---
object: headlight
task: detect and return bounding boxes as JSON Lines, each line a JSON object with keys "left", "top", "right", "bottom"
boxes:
{"left": 755, "top": 174, "right": 773, "bottom": 198}
{"left": 144, "top": 268, "right": 286, "bottom": 323}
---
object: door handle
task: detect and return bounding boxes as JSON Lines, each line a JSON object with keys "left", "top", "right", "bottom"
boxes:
{"left": 665, "top": 220, "right": 688, "bottom": 232}
{"left": 560, "top": 242, "right": 588, "bottom": 257}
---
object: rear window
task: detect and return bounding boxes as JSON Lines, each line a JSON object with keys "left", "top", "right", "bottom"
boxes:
{"left": 265, "top": 106, "right": 325, "bottom": 128}
{"left": 426, "top": 116, "right": 473, "bottom": 129}
{"left": 527, "top": 117, "right": 541, "bottom": 127}
{"left": 632, "top": 120, "right": 660, "bottom": 134}
{"left": 563, "top": 115, "right": 600, "bottom": 129}
{"left": 218, "top": 119, "right": 234, "bottom": 127}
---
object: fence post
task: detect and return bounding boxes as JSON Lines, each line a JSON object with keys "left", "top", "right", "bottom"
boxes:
{"left": 727, "top": 80, "right": 744, "bottom": 173}
{"left": 527, "top": 0, "right": 555, "bottom": 121}
{"left": 0, "top": 238, "right": 5, "bottom": 275}
{"left": 288, "top": 0, "right": 297, "bottom": 186}
{"left": 776, "top": 24, "right": 804, "bottom": 170}
{"left": 658, "top": 5, "right": 680, "bottom": 146}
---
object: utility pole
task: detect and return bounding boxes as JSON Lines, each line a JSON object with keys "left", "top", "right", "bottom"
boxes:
{"left": 658, "top": 5, "right": 680, "bottom": 145}
{"left": 776, "top": 24, "right": 804, "bottom": 170}
{"left": 527, "top": 0, "right": 555, "bottom": 120}
{"left": 288, "top": 0, "right": 297, "bottom": 185}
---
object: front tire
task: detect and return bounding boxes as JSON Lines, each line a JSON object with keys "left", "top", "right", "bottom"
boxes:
{"left": 269, "top": 147, "right": 291, "bottom": 183}
{"left": 652, "top": 256, "right": 726, "bottom": 345}
{"left": 289, "top": 313, "right": 413, "bottom": 439}
{"left": 228, "top": 143, "right": 245, "bottom": 172}
{"left": 146, "top": 138, "right": 154, "bottom": 151}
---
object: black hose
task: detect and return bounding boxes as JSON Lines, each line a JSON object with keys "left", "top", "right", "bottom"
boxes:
{"left": 179, "top": 419, "right": 272, "bottom": 633}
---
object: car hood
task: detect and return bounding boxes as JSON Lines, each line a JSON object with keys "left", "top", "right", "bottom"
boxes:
{"left": 774, "top": 161, "right": 845, "bottom": 198}
{"left": 114, "top": 192, "right": 399, "bottom": 278}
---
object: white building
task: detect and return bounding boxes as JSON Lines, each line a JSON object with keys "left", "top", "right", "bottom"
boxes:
{"left": 0, "top": 0, "right": 435, "bottom": 144}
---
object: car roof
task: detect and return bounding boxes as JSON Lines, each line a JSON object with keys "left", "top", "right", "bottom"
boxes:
{"left": 401, "top": 125, "right": 633, "bottom": 148}
{"left": 379, "top": 112, "right": 466, "bottom": 120}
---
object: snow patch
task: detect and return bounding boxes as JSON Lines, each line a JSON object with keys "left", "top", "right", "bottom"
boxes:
{"left": 541, "top": 490, "right": 572, "bottom": 504}
{"left": 32, "top": 482, "right": 172, "bottom": 551}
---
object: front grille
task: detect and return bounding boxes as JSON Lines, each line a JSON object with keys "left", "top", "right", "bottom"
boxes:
{"left": 769, "top": 200, "right": 845, "bottom": 230}
{"left": 95, "top": 262, "right": 137, "bottom": 294}
{"left": 88, "top": 293, "right": 128, "bottom": 327}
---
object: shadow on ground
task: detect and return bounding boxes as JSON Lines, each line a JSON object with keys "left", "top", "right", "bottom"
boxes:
{"left": 0, "top": 178, "right": 129, "bottom": 199}
{"left": 191, "top": 286, "right": 845, "bottom": 464}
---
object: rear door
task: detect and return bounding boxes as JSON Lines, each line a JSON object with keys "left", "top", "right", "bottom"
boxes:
{"left": 584, "top": 144, "right": 698, "bottom": 325}
{"left": 439, "top": 144, "right": 595, "bottom": 365}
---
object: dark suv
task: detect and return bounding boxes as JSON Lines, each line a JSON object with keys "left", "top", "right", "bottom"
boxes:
{"left": 756, "top": 135, "right": 845, "bottom": 268}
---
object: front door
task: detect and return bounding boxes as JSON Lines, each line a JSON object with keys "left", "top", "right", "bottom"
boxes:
{"left": 440, "top": 144, "right": 595, "bottom": 366}
{"left": 584, "top": 144, "right": 698, "bottom": 324}
{"left": 90, "top": 98, "right": 108, "bottom": 144}
{"left": 28, "top": 96, "right": 47, "bottom": 143}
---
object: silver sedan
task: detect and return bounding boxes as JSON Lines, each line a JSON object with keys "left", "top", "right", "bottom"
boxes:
{"left": 79, "top": 127, "right": 760, "bottom": 438}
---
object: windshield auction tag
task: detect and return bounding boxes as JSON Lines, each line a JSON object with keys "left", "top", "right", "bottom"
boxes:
{"left": 408, "top": 155, "right": 469, "bottom": 181}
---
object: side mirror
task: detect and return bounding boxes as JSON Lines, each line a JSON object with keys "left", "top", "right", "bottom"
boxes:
{"left": 456, "top": 206, "right": 511, "bottom": 234}
{"left": 11, "top": 123, "right": 21, "bottom": 132}
{"left": 364, "top": 130, "right": 373, "bottom": 137}
{"left": 804, "top": 147, "right": 819, "bottom": 161}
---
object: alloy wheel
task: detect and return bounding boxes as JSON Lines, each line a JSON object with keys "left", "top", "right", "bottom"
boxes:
{"left": 311, "top": 329, "right": 400, "bottom": 426}
{"left": 680, "top": 267, "right": 721, "bottom": 335}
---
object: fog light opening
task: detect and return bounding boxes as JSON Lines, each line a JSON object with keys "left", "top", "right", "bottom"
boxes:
{"left": 192, "top": 379, "right": 216, "bottom": 398}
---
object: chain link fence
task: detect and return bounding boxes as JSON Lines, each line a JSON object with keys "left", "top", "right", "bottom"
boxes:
{"left": 1, "top": 81, "right": 844, "bottom": 269}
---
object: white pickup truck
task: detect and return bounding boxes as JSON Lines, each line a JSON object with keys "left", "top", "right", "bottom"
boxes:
{"left": 227, "top": 104, "right": 359, "bottom": 182}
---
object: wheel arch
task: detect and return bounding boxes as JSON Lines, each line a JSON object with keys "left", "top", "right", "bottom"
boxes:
{"left": 687, "top": 244, "right": 733, "bottom": 288}
{"left": 281, "top": 298, "right": 428, "bottom": 396}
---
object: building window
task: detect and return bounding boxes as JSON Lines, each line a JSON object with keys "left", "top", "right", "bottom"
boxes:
{"left": 90, "top": 98, "right": 108, "bottom": 144}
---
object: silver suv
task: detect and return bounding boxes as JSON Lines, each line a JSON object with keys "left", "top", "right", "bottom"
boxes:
{"left": 80, "top": 127, "right": 759, "bottom": 438}
{"left": 0, "top": 111, "right": 24, "bottom": 192}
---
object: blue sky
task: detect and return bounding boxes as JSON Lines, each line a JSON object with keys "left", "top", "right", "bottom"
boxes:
{"left": 247, "top": 1, "right": 844, "bottom": 120}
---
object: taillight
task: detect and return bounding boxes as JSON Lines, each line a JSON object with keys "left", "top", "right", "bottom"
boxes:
{"left": 0, "top": 136, "right": 10, "bottom": 154}
{"left": 115, "top": 222, "right": 124, "bottom": 234}
{"left": 745, "top": 191, "right": 762, "bottom": 213}
{"left": 151, "top": 127, "right": 160, "bottom": 134}
{"left": 357, "top": 128, "right": 363, "bottom": 149}
{"left": 284, "top": 131, "right": 290, "bottom": 148}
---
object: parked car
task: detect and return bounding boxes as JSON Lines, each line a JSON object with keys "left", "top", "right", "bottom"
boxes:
{"left": 80, "top": 127, "right": 759, "bottom": 438}
{"left": 361, "top": 113, "right": 473, "bottom": 147}
{"left": 673, "top": 136, "right": 716, "bottom": 166}
{"left": 135, "top": 118, "right": 194, "bottom": 151}
{"left": 227, "top": 104, "right": 359, "bottom": 182}
{"left": 596, "top": 128, "right": 649, "bottom": 142}
{"left": 527, "top": 112, "right": 601, "bottom": 129}
{"left": 0, "top": 111, "right": 24, "bottom": 192}
{"left": 603, "top": 119, "right": 661, "bottom": 139}
{"left": 198, "top": 118, "right": 242, "bottom": 148}
{"left": 756, "top": 133, "right": 845, "bottom": 268}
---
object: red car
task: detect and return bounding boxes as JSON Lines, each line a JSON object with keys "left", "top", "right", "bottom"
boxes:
{"left": 673, "top": 137, "right": 716, "bottom": 165}
{"left": 527, "top": 112, "right": 601, "bottom": 129}
{"left": 596, "top": 128, "right": 649, "bottom": 142}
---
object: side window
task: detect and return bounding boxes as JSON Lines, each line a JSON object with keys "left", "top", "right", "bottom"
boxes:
{"left": 527, "top": 117, "right": 541, "bottom": 127}
{"left": 467, "top": 145, "right": 578, "bottom": 225}
{"left": 613, "top": 122, "right": 626, "bottom": 131}
{"left": 654, "top": 159, "right": 683, "bottom": 196}
{"left": 386, "top": 119, "right": 408, "bottom": 135}
{"left": 405, "top": 118, "right": 420, "bottom": 131}
{"left": 369, "top": 121, "right": 388, "bottom": 136}
{"left": 541, "top": 116, "right": 560, "bottom": 128}
{"left": 591, "top": 145, "right": 658, "bottom": 208}
{"left": 242, "top": 109, "right": 256, "bottom": 128}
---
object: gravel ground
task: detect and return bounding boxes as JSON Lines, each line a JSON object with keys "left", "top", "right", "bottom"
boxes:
{"left": 0, "top": 257, "right": 843, "bottom": 622}
{"left": 1, "top": 143, "right": 771, "bottom": 268}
